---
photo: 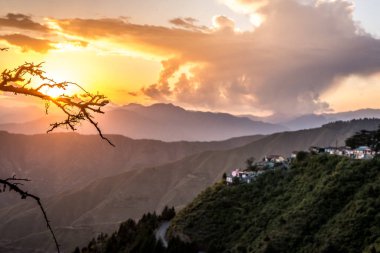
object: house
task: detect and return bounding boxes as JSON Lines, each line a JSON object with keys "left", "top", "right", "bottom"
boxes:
{"left": 239, "top": 171, "right": 256, "bottom": 184}
{"left": 226, "top": 169, "right": 257, "bottom": 184}
{"left": 324, "top": 147, "right": 338, "bottom": 155}
{"left": 309, "top": 146, "right": 331, "bottom": 154}
{"left": 264, "top": 155, "right": 285, "bottom": 163}
{"left": 307, "top": 145, "right": 376, "bottom": 160}
{"left": 354, "top": 146, "right": 374, "bottom": 159}
{"left": 226, "top": 169, "right": 240, "bottom": 184}
{"left": 309, "top": 146, "right": 321, "bottom": 153}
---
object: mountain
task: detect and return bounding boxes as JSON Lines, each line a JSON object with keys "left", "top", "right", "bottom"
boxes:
{"left": 0, "top": 105, "right": 43, "bottom": 124}
{"left": 1, "top": 119, "right": 380, "bottom": 252}
{"left": 74, "top": 155, "right": 380, "bottom": 253}
{"left": 2, "top": 104, "right": 380, "bottom": 140}
{"left": 0, "top": 131, "right": 263, "bottom": 205}
{"left": 0, "top": 103, "right": 286, "bottom": 141}
{"left": 170, "top": 155, "right": 380, "bottom": 253}
{"left": 282, "top": 108, "right": 380, "bottom": 130}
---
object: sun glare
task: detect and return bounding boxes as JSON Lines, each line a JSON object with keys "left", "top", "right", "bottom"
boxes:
{"left": 250, "top": 13, "right": 264, "bottom": 27}
{"left": 44, "top": 87, "right": 65, "bottom": 98}
{"left": 44, "top": 86, "right": 78, "bottom": 98}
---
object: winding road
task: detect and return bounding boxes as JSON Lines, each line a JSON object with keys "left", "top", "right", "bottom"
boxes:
{"left": 155, "top": 221, "right": 170, "bottom": 248}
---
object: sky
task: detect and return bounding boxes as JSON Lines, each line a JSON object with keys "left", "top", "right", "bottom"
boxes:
{"left": 0, "top": 0, "right": 380, "bottom": 117}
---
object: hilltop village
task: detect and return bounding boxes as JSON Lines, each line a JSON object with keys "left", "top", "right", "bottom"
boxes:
{"left": 226, "top": 145, "right": 378, "bottom": 185}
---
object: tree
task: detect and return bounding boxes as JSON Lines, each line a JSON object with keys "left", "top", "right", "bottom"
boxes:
{"left": 296, "top": 151, "right": 309, "bottom": 162}
{"left": 160, "top": 206, "right": 176, "bottom": 221}
{"left": 0, "top": 48, "right": 112, "bottom": 253}
{"left": 346, "top": 126, "right": 380, "bottom": 152}
{"left": 246, "top": 156, "right": 256, "bottom": 171}
{"left": 222, "top": 172, "right": 227, "bottom": 181}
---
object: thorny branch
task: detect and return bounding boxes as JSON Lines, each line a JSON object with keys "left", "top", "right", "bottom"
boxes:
{"left": 0, "top": 48, "right": 113, "bottom": 253}
{"left": 0, "top": 176, "right": 60, "bottom": 253}
{"left": 0, "top": 60, "right": 114, "bottom": 146}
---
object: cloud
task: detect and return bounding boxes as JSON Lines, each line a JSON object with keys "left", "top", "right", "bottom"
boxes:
{"left": 0, "top": 34, "right": 53, "bottom": 53}
{"left": 53, "top": 18, "right": 209, "bottom": 57}
{"left": 52, "top": 0, "right": 380, "bottom": 116}
{"left": 0, "top": 13, "right": 48, "bottom": 32}
{"left": 212, "top": 15, "right": 236, "bottom": 31}
{"left": 221, "top": 0, "right": 269, "bottom": 14}
{"left": 169, "top": 17, "right": 209, "bottom": 31}
{"left": 141, "top": 58, "right": 182, "bottom": 99}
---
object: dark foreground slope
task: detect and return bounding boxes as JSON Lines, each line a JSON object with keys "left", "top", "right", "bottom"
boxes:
{"left": 170, "top": 155, "right": 380, "bottom": 253}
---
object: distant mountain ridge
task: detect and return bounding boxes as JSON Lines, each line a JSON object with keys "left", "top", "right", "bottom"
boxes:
{"left": 281, "top": 108, "right": 380, "bottom": 130}
{"left": 0, "top": 103, "right": 286, "bottom": 141}
{"left": 1, "top": 103, "right": 380, "bottom": 140}
{"left": 1, "top": 119, "right": 380, "bottom": 252}
{"left": 0, "top": 105, "right": 43, "bottom": 124}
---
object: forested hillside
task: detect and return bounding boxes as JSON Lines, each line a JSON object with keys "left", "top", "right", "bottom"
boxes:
{"left": 72, "top": 207, "right": 197, "bottom": 253}
{"left": 170, "top": 154, "right": 380, "bottom": 253}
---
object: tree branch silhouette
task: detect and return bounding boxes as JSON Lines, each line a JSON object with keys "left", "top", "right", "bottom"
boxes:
{"left": 0, "top": 49, "right": 113, "bottom": 253}
{"left": 0, "top": 176, "right": 60, "bottom": 253}
{"left": 0, "top": 61, "right": 114, "bottom": 146}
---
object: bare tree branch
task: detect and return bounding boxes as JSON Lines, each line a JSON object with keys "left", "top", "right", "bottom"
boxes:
{"left": 0, "top": 61, "right": 114, "bottom": 146}
{"left": 0, "top": 176, "right": 60, "bottom": 253}
{"left": 0, "top": 49, "right": 114, "bottom": 253}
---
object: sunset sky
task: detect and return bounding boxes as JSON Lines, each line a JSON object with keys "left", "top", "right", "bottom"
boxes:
{"left": 1, "top": 0, "right": 380, "bottom": 117}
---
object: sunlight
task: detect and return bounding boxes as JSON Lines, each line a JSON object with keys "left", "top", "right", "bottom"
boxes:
{"left": 250, "top": 13, "right": 264, "bottom": 27}
{"left": 44, "top": 86, "right": 74, "bottom": 98}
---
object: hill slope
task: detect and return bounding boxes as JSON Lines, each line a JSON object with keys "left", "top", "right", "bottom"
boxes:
{"left": 170, "top": 155, "right": 380, "bottom": 253}
{"left": 1, "top": 119, "right": 380, "bottom": 252}
{"left": 0, "top": 131, "right": 263, "bottom": 206}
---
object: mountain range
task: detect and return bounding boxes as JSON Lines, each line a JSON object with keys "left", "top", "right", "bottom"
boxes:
{"left": 0, "top": 103, "right": 285, "bottom": 141}
{"left": 1, "top": 118, "right": 380, "bottom": 252}
{"left": 281, "top": 108, "right": 380, "bottom": 130}
{"left": 1, "top": 103, "right": 380, "bottom": 142}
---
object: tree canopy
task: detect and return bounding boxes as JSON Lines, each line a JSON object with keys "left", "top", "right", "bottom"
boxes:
{"left": 345, "top": 126, "right": 380, "bottom": 151}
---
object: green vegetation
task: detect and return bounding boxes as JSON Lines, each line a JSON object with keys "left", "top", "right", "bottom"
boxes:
{"left": 170, "top": 154, "right": 380, "bottom": 253}
{"left": 73, "top": 206, "right": 197, "bottom": 253}
{"left": 75, "top": 127, "right": 380, "bottom": 253}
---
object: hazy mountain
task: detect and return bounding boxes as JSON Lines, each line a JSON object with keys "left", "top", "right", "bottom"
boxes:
{"left": 282, "top": 108, "right": 380, "bottom": 130}
{"left": 0, "top": 103, "right": 286, "bottom": 141}
{"left": 2, "top": 103, "right": 379, "bottom": 141}
{"left": 1, "top": 119, "right": 380, "bottom": 252}
{"left": 0, "top": 105, "right": 43, "bottom": 124}
{"left": 0, "top": 131, "right": 263, "bottom": 204}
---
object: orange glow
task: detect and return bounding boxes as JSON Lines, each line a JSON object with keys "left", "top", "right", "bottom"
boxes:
{"left": 43, "top": 86, "right": 77, "bottom": 98}
{"left": 321, "top": 74, "right": 380, "bottom": 112}
{"left": 250, "top": 13, "right": 264, "bottom": 27}
{"left": 44, "top": 86, "right": 63, "bottom": 98}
